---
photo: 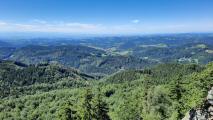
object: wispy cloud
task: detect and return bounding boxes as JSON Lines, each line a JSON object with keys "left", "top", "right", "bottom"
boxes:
{"left": 0, "top": 21, "right": 7, "bottom": 26}
{"left": 0, "top": 20, "right": 212, "bottom": 34}
{"left": 131, "top": 19, "right": 140, "bottom": 24}
{"left": 0, "top": 20, "right": 105, "bottom": 33}
{"left": 32, "top": 19, "right": 47, "bottom": 24}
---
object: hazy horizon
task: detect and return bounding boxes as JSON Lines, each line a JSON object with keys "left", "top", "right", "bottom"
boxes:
{"left": 0, "top": 0, "right": 213, "bottom": 35}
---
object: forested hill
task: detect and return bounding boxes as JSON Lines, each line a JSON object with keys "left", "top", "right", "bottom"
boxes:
{"left": 0, "top": 40, "right": 11, "bottom": 47}
{"left": 0, "top": 32, "right": 212, "bottom": 120}
{"left": 0, "top": 61, "right": 212, "bottom": 120}
{"left": 7, "top": 45, "right": 156, "bottom": 76}
{"left": 0, "top": 60, "right": 94, "bottom": 98}
{"left": 0, "top": 34, "right": 213, "bottom": 76}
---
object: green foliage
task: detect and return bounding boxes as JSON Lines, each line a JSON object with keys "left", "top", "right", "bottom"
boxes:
{"left": 0, "top": 61, "right": 93, "bottom": 98}
{"left": 56, "top": 100, "right": 79, "bottom": 120}
{"left": 103, "top": 69, "right": 147, "bottom": 83}
{"left": 0, "top": 62, "right": 212, "bottom": 120}
{"left": 93, "top": 88, "right": 110, "bottom": 120}
{"left": 9, "top": 45, "right": 155, "bottom": 76}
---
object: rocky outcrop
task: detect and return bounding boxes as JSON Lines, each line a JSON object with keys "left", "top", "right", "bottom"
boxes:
{"left": 182, "top": 87, "right": 213, "bottom": 120}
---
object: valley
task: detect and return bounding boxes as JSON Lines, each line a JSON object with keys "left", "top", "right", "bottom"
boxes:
{"left": 0, "top": 33, "right": 213, "bottom": 120}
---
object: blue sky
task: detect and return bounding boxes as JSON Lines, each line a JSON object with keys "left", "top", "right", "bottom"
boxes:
{"left": 0, "top": 0, "right": 213, "bottom": 34}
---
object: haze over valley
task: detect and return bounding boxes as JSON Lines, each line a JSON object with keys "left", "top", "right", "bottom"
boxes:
{"left": 0, "top": 0, "right": 213, "bottom": 120}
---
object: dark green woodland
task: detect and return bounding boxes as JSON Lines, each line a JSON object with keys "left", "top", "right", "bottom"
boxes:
{"left": 0, "top": 34, "right": 213, "bottom": 120}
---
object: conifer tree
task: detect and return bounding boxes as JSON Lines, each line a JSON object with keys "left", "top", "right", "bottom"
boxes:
{"left": 81, "top": 89, "right": 93, "bottom": 120}
{"left": 93, "top": 88, "right": 110, "bottom": 120}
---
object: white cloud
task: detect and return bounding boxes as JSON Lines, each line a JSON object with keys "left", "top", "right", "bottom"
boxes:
{"left": 0, "top": 20, "right": 105, "bottom": 33}
{"left": 64, "top": 22, "right": 99, "bottom": 29}
{"left": 0, "top": 20, "right": 212, "bottom": 34}
{"left": 0, "top": 21, "right": 7, "bottom": 26}
{"left": 32, "top": 19, "right": 47, "bottom": 24}
{"left": 131, "top": 19, "right": 140, "bottom": 24}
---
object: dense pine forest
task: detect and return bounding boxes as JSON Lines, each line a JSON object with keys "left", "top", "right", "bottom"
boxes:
{"left": 0, "top": 61, "right": 212, "bottom": 120}
{"left": 1, "top": 0, "right": 213, "bottom": 119}
{"left": 0, "top": 34, "right": 213, "bottom": 120}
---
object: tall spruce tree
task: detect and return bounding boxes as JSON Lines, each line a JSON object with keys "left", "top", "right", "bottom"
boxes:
{"left": 169, "top": 74, "right": 184, "bottom": 119}
{"left": 81, "top": 89, "right": 93, "bottom": 120}
{"left": 93, "top": 88, "right": 110, "bottom": 120}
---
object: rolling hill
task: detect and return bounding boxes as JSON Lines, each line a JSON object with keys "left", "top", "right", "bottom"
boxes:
{"left": 8, "top": 45, "right": 157, "bottom": 76}
{"left": 0, "top": 62, "right": 212, "bottom": 120}
{"left": 0, "top": 60, "right": 94, "bottom": 98}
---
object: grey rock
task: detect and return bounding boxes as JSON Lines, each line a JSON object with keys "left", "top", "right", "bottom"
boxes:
{"left": 182, "top": 87, "right": 213, "bottom": 120}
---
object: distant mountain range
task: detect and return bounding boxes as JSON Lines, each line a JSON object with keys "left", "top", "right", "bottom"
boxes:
{"left": 0, "top": 40, "right": 11, "bottom": 47}
{"left": 0, "top": 34, "right": 212, "bottom": 76}
{"left": 0, "top": 33, "right": 213, "bottom": 120}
